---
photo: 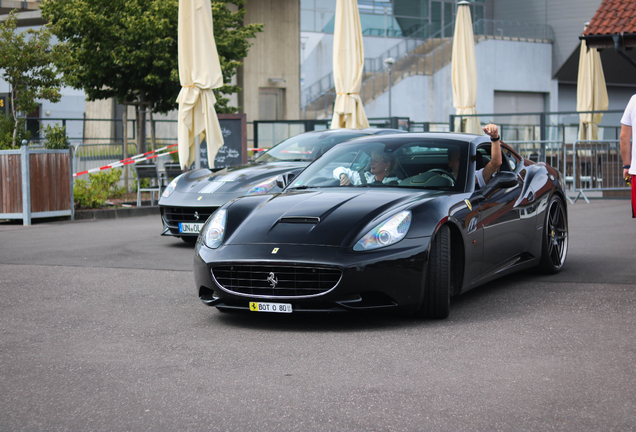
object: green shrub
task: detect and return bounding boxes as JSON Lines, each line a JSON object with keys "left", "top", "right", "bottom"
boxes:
{"left": 0, "top": 117, "right": 30, "bottom": 149}
{"left": 73, "top": 168, "right": 124, "bottom": 209}
{"left": 42, "top": 123, "right": 68, "bottom": 149}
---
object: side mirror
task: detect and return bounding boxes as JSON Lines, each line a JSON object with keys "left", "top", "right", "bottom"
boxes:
{"left": 276, "top": 173, "right": 296, "bottom": 189}
{"left": 480, "top": 171, "right": 518, "bottom": 196}
{"left": 494, "top": 171, "right": 519, "bottom": 189}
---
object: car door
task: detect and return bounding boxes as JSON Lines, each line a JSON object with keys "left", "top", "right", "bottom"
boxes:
{"left": 477, "top": 144, "right": 536, "bottom": 276}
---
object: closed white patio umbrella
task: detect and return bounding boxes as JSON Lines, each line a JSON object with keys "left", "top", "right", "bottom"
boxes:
{"left": 177, "top": 0, "right": 224, "bottom": 170}
{"left": 330, "top": 0, "right": 369, "bottom": 130}
{"left": 451, "top": 1, "right": 481, "bottom": 135}
{"left": 577, "top": 33, "right": 608, "bottom": 141}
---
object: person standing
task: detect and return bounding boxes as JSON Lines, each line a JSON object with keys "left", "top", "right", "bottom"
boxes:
{"left": 619, "top": 95, "right": 636, "bottom": 218}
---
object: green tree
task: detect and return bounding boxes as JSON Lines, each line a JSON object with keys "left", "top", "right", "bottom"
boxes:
{"left": 41, "top": 0, "right": 262, "bottom": 154}
{"left": 0, "top": 10, "right": 65, "bottom": 148}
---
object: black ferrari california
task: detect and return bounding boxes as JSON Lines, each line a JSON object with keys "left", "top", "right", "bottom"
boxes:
{"left": 159, "top": 128, "right": 403, "bottom": 241}
{"left": 193, "top": 132, "right": 568, "bottom": 319}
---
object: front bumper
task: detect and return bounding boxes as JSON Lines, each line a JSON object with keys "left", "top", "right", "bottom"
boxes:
{"left": 194, "top": 238, "right": 431, "bottom": 313}
{"left": 160, "top": 205, "right": 219, "bottom": 237}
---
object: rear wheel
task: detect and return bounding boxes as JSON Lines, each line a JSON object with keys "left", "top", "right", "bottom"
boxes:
{"left": 539, "top": 195, "right": 568, "bottom": 273}
{"left": 416, "top": 224, "right": 451, "bottom": 319}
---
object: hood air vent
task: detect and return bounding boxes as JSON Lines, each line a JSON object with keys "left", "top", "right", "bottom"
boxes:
{"left": 279, "top": 216, "right": 320, "bottom": 224}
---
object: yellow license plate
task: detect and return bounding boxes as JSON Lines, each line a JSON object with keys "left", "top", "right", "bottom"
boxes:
{"left": 249, "top": 302, "right": 292, "bottom": 313}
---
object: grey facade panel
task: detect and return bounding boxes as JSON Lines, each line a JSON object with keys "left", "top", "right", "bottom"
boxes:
{"left": 492, "top": 0, "right": 603, "bottom": 75}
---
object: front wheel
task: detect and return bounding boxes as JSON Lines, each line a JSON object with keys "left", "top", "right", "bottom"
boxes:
{"left": 538, "top": 195, "right": 568, "bottom": 274}
{"left": 416, "top": 224, "right": 451, "bottom": 319}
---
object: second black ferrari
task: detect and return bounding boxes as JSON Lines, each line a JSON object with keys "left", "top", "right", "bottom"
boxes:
{"left": 159, "top": 128, "right": 403, "bottom": 241}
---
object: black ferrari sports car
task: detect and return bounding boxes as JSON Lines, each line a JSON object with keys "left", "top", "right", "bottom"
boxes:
{"left": 159, "top": 128, "right": 403, "bottom": 241}
{"left": 193, "top": 132, "right": 568, "bottom": 319}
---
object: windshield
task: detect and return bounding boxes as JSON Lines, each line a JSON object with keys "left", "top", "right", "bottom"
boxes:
{"left": 289, "top": 137, "right": 469, "bottom": 192}
{"left": 255, "top": 131, "right": 368, "bottom": 163}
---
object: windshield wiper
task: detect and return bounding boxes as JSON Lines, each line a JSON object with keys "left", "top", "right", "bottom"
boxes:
{"left": 288, "top": 185, "right": 317, "bottom": 190}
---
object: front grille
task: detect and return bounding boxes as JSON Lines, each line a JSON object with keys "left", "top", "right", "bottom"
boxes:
{"left": 212, "top": 265, "right": 342, "bottom": 298}
{"left": 162, "top": 206, "right": 216, "bottom": 226}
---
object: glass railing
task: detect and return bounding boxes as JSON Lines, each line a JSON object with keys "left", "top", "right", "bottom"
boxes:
{"left": 473, "top": 19, "right": 554, "bottom": 42}
{"left": 301, "top": 8, "right": 428, "bottom": 37}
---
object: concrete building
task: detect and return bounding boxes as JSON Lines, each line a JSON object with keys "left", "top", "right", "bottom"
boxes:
{"left": 0, "top": 0, "right": 300, "bottom": 146}
{"left": 300, "top": 0, "right": 636, "bottom": 141}
{"left": 3, "top": 0, "right": 636, "bottom": 147}
{"left": 0, "top": 0, "right": 85, "bottom": 142}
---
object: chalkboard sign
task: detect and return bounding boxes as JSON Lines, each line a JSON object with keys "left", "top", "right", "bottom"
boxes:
{"left": 197, "top": 113, "right": 247, "bottom": 169}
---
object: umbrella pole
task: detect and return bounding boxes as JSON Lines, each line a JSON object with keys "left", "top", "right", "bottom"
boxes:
{"left": 195, "top": 134, "right": 201, "bottom": 169}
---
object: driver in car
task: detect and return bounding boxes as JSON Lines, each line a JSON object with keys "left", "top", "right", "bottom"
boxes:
{"left": 334, "top": 151, "right": 399, "bottom": 185}
{"left": 447, "top": 123, "right": 502, "bottom": 187}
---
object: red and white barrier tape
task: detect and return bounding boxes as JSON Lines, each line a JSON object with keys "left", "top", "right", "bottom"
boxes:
{"left": 76, "top": 144, "right": 267, "bottom": 177}
{"left": 73, "top": 144, "right": 178, "bottom": 177}
{"left": 118, "top": 143, "right": 178, "bottom": 165}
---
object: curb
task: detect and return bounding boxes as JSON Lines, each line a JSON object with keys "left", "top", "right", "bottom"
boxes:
{"left": 74, "top": 205, "right": 160, "bottom": 220}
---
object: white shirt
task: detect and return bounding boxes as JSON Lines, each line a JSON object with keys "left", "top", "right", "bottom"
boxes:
{"left": 475, "top": 168, "right": 487, "bottom": 188}
{"left": 333, "top": 167, "right": 399, "bottom": 185}
{"left": 620, "top": 94, "right": 636, "bottom": 175}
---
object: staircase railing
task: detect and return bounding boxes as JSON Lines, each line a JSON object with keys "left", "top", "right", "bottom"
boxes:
{"left": 301, "top": 22, "right": 455, "bottom": 118}
{"left": 301, "top": 19, "right": 554, "bottom": 119}
{"left": 301, "top": 23, "right": 434, "bottom": 111}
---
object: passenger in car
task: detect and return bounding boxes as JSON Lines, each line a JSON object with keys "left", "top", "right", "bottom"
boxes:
{"left": 478, "top": 123, "right": 503, "bottom": 187}
{"left": 447, "top": 123, "right": 502, "bottom": 187}
{"left": 334, "top": 151, "right": 399, "bottom": 185}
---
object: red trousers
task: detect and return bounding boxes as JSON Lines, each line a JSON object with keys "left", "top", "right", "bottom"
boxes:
{"left": 632, "top": 177, "right": 636, "bottom": 218}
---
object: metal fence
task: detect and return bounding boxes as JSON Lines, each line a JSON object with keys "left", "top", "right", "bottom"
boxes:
{"left": 451, "top": 110, "right": 624, "bottom": 142}
{"left": 570, "top": 140, "right": 630, "bottom": 203}
{"left": 505, "top": 140, "right": 566, "bottom": 169}
{"left": 504, "top": 139, "right": 630, "bottom": 203}
{"left": 20, "top": 114, "right": 631, "bottom": 203}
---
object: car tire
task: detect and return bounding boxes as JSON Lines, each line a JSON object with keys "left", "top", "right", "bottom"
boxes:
{"left": 416, "top": 224, "right": 451, "bottom": 319}
{"left": 539, "top": 195, "right": 568, "bottom": 274}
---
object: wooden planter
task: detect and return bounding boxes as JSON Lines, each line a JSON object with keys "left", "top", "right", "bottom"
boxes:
{"left": 0, "top": 146, "right": 74, "bottom": 225}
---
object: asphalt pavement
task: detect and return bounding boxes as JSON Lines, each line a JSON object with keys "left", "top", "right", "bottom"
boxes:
{"left": 1, "top": 199, "right": 635, "bottom": 431}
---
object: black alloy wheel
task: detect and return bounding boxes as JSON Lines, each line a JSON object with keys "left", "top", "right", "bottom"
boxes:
{"left": 416, "top": 224, "right": 451, "bottom": 319}
{"left": 539, "top": 195, "right": 568, "bottom": 274}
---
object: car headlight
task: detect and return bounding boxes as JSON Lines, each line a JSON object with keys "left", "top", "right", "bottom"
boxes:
{"left": 161, "top": 176, "right": 181, "bottom": 198}
{"left": 201, "top": 209, "right": 227, "bottom": 249}
{"left": 354, "top": 210, "right": 411, "bottom": 251}
{"left": 246, "top": 176, "right": 278, "bottom": 195}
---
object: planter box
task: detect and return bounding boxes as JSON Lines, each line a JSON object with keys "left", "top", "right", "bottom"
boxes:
{"left": 0, "top": 146, "right": 74, "bottom": 225}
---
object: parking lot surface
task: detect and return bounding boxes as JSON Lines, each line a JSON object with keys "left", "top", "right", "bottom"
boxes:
{"left": 1, "top": 200, "right": 635, "bottom": 431}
